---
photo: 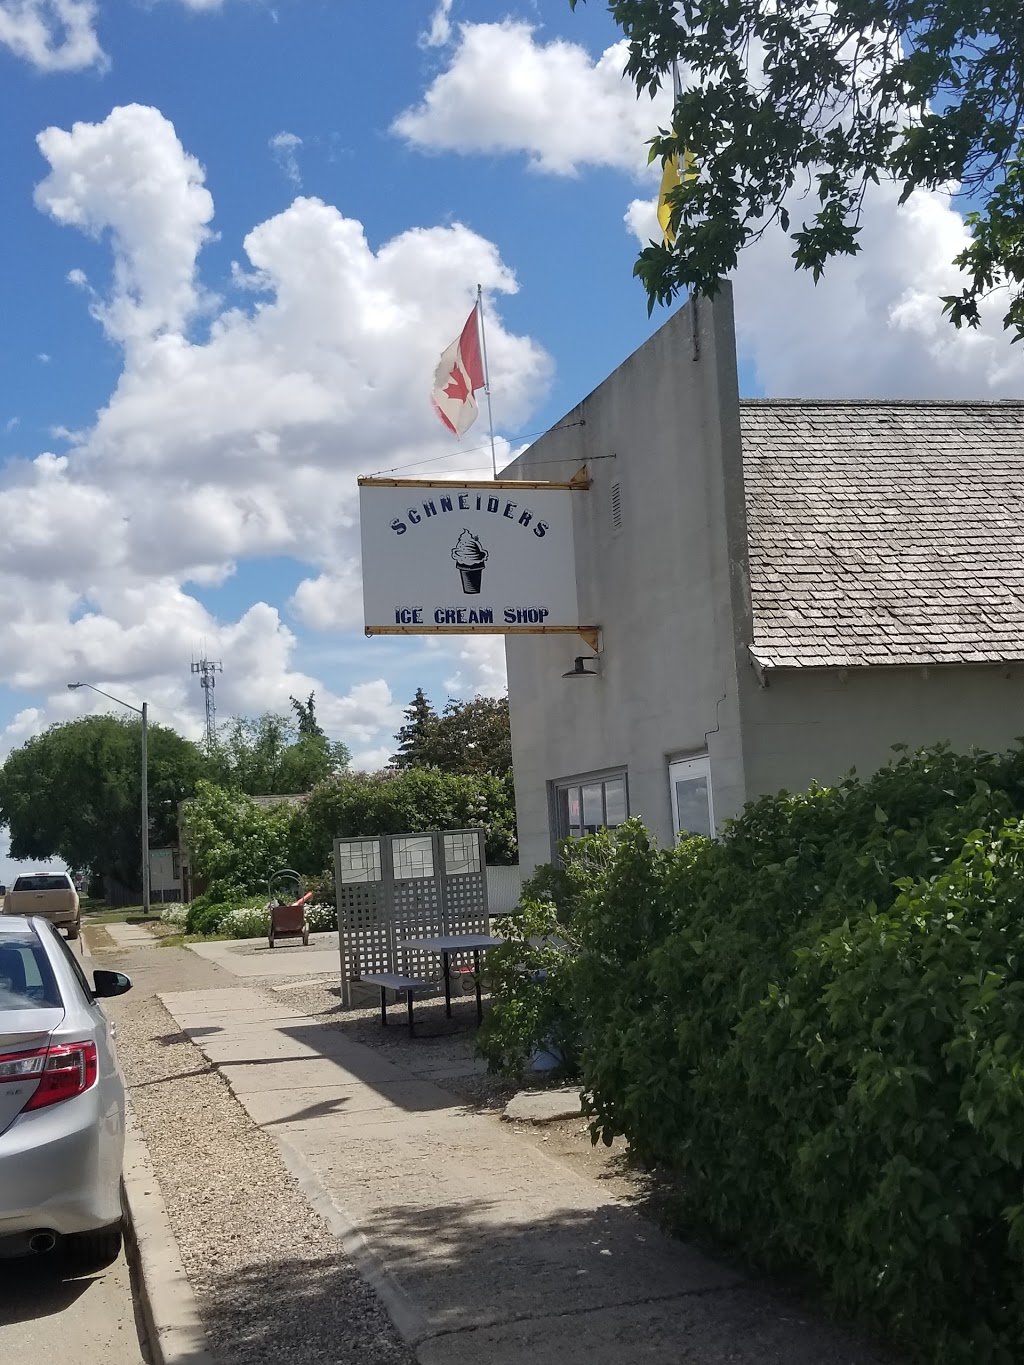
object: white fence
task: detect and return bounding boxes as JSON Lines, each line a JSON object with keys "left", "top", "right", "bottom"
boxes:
{"left": 485, "top": 864, "right": 523, "bottom": 915}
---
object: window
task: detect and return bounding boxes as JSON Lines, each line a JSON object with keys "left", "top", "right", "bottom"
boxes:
{"left": 12, "top": 874, "right": 72, "bottom": 892}
{"left": 669, "top": 756, "right": 714, "bottom": 841}
{"left": 0, "top": 935, "right": 61, "bottom": 1009}
{"left": 44, "top": 922, "right": 96, "bottom": 1004}
{"left": 553, "top": 772, "right": 628, "bottom": 844}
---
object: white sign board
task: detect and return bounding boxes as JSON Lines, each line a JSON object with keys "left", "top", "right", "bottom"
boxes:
{"left": 359, "top": 479, "right": 583, "bottom": 634}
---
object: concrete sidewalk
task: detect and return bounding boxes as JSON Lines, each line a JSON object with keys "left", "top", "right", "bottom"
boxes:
{"left": 160, "top": 985, "right": 892, "bottom": 1365}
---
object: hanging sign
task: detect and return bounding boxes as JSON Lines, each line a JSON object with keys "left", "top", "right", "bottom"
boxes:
{"left": 359, "top": 475, "right": 591, "bottom": 637}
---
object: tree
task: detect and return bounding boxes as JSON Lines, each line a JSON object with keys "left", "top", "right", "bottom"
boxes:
{"left": 425, "top": 697, "right": 513, "bottom": 778}
{"left": 210, "top": 706, "right": 350, "bottom": 796}
{"left": 391, "top": 692, "right": 512, "bottom": 777}
{"left": 392, "top": 688, "right": 439, "bottom": 770}
{"left": 290, "top": 692, "right": 324, "bottom": 738}
{"left": 179, "top": 780, "right": 297, "bottom": 906}
{"left": 0, "top": 715, "right": 209, "bottom": 894}
{"left": 573, "top": 0, "right": 1024, "bottom": 338}
{"left": 295, "top": 767, "right": 518, "bottom": 873}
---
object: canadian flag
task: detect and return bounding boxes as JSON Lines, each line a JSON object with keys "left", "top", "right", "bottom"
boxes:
{"left": 432, "top": 305, "right": 485, "bottom": 436}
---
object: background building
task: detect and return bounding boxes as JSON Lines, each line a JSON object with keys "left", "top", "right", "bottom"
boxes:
{"left": 504, "top": 285, "right": 1024, "bottom": 873}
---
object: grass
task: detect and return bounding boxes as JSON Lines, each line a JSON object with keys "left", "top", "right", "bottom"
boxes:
{"left": 81, "top": 902, "right": 180, "bottom": 924}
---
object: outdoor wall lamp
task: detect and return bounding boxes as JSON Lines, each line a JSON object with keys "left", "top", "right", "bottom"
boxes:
{"left": 562, "top": 656, "right": 600, "bottom": 679}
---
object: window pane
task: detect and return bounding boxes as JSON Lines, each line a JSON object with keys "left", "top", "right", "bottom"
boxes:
{"left": 554, "top": 787, "right": 571, "bottom": 841}
{"left": 0, "top": 938, "right": 61, "bottom": 1009}
{"left": 581, "top": 783, "right": 604, "bottom": 832}
{"left": 392, "top": 835, "right": 434, "bottom": 880}
{"left": 443, "top": 832, "right": 480, "bottom": 876}
{"left": 567, "top": 787, "right": 581, "bottom": 828}
{"left": 604, "top": 778, "right": 627, "bottom": 827}
{"left": 674, "top": 776, "right": 712, "bottom": 839}
{"left": 336, "top": 839, "right": 381, "bottom": 884}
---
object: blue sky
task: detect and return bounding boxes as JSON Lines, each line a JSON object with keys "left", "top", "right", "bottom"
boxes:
{"left": 0, "top": 0, "right": 1020, "bottom": 881}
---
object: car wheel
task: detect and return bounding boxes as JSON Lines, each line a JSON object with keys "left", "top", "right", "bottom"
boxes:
{"left": 68, "top": 1222, "right": 122, "bottom": 1269}
{"left": 67, "top": 919, "right": 81, "bottom": 941}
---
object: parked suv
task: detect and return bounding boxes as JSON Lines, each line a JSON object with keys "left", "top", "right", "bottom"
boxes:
{"left": 2, "top": 875, "right": 81, "bottom": 940}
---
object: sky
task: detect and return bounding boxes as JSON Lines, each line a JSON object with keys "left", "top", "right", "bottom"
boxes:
{"left": 0, "top": 0, "right": 1021, "bottom": 882}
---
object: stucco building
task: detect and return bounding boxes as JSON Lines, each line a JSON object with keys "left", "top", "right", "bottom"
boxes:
{"left": 504, "top": 285, "right": 1024, "bottom": 874}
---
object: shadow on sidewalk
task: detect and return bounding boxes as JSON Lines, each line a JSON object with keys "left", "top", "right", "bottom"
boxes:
{"left": 192, "top": 1197, "right": 900, "bottom": 1365}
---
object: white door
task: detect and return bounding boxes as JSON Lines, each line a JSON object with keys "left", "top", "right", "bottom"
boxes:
{"left": 669, "top": 756, "right": 714, "bottom": 841}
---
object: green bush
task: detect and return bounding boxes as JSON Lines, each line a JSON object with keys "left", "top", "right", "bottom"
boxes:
{"left": 182, "top": 781, "right": 295, "bottom": 905}
{"left": 184, "top": 893, "right": 266, "bottom": 936}
{"left": 220, "top": 903, "right": 271, "bottom": 939}
{"left": 569, "top": 744, "right": 1024, "bottom": 1361}
{"left": 305, "top": 901, "right": 337, "bottom": 933}
{"left": 477, "top": 899, "right": 580, "bottom": 1078}
{"left": 294, "top": 767, "right": 518, "bottom": 874}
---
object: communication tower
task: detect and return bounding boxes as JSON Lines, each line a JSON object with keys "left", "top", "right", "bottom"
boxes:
{"left": 191, "top": 657, "right": 223, "bottom": 748}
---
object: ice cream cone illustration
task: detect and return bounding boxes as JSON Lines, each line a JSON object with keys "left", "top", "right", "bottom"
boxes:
{"left": 452, "top": 529, "right": 488, "bottom": 594}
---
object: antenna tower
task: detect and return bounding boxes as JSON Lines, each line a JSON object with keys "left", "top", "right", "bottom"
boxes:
{"left": 190, "top": 657, "right": 223, "bottom": 747}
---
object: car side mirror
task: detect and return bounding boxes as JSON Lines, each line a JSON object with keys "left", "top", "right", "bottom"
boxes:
{"left": 92, "top": 969, "right": 132, "bottom": 998}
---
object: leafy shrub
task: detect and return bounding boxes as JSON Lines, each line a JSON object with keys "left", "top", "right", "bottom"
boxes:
{"left": 295, "top": 767, "right": 518, "bottom": 873}
{"left": 182, "top": 781, "right": 296, "bottom": 905}
{"left": 184, "top": 893, "right": 265, "bottom": 936}
{"left": 184, "top": 898, "right": 231, "bottom": 935}
{"left": 305, "top": 901, "right": 337, "bottom": 933}
{"left": 220, "top": 904, "right": 271, "bottom": 939}
{"left": 569, "top": 744, "right": 1024, "bottom": 1362}
{"left": 159, "top": 903, "right": 188, "bottom": 927}
{"left": 477, "top": 833, "right": 614, "bottom": 1077}
{"left": 477, "top": 899, "right": 580, "bottom": 1078}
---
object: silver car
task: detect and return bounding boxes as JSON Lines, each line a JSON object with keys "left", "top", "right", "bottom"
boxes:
{"left": 0, "top": 914, "right": 132, "bottom": 1263}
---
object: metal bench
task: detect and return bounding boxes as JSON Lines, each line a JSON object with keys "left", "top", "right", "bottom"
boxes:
{"left": 360, "top": 972, "right": 433, "bottom": 1037}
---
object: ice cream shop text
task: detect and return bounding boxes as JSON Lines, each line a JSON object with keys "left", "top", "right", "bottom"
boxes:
{"left": 394, "top": 606, "right": 552, "bottom": 626}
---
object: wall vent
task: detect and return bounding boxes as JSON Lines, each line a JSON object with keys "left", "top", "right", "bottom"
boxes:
{"left": 610, "top": 480, "right": 623, "bottom": 532}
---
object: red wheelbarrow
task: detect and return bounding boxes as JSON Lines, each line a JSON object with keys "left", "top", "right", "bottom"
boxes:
{"left": 267, "top": 868, "right": 314, "bottom": 948}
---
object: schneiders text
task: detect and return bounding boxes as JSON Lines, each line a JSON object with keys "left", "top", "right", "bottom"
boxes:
{"left": 390, "top": 493, "right": 549, "bottom": 538}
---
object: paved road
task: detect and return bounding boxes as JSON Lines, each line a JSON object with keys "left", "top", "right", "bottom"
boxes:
{"left": 0, "top": 1246, "right": 147, "bottom": 1365}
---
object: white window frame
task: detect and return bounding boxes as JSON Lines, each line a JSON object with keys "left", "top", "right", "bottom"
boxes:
{"left": 668, "top": 755, "right": 715, "bottom": 842}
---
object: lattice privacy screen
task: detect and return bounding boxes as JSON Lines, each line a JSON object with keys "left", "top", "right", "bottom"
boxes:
{"left": 333, "top": 828, "right": 489, "bottom": 1006}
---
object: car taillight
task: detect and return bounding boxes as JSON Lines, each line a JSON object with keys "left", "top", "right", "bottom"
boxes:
{"left": 0, "top": 1046, "right": 47, "bottom": 1083}
{"left": 22, "top": 1041, "right": 98, "bottom": 1111}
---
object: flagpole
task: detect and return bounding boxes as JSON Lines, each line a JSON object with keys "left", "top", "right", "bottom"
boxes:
{"left": 475, "top": 283, "right": 498, "bottom": 479}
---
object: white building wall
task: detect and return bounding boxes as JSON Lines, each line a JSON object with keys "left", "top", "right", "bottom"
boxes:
{"left": 505, "top": 288, "right": 750, "bottom": 874}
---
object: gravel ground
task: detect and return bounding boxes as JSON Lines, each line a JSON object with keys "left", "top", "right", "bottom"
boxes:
{"left": 99, "top": 942, "right": 413, "bottom": 1365}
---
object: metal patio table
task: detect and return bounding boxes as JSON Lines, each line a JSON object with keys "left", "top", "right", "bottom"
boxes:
{"left": 397, "top": 933, "right": 504, "bottom": 1024}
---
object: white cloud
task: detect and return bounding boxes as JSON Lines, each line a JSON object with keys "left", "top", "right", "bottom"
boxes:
{"left": 421, "top": 0, "right": 453, "bottom": 49}
{"left": 348, "top": 744, "right": 395, "bottom": 774}
{"left": 0, "top": 0, "right": 105, "bottom": 72}
{"left": 0, "top": 103, "right": 548, "bottom": 765}
{"left": 36, "top": 105, "right": 215, "bottom": 344}
{"left": 625, "top": 187, "right": 1024, "bottom": 396}
{"left": 394, "top": 20, "right": 669, "bottom": 177}
{"left": 270, "top": 131, "right": 303, "bottom": 187}
{"left": 290, "top": 561, "right": 363, "bottom": 634}
{"left": 433, "top": 635, "right": 507, "bottom": 698}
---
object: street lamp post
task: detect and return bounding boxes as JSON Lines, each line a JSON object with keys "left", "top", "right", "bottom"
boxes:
{"left": 67, "top": 683, "right": 150, "bottom": 916}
